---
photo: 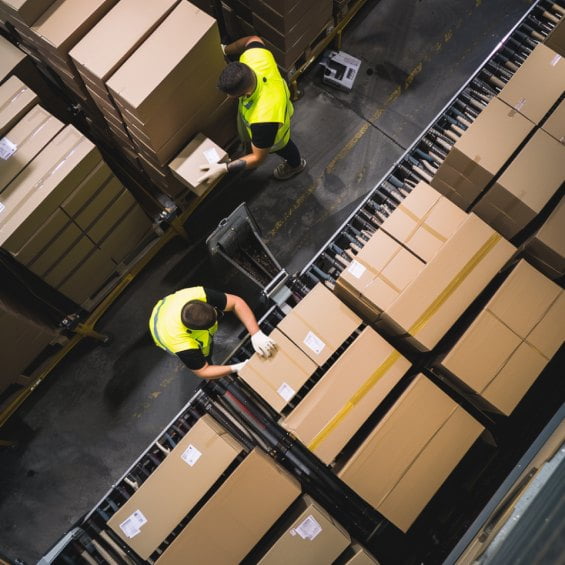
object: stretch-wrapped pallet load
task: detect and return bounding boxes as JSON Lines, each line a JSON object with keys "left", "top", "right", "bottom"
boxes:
{"left": 222, "top": 0, "right": 333, "bottom": 72}
{"left": 0, "top": 117, "right": 153, "bottom": 307}
{"left": 436, "top": 260, "right": 565, "bottom": 416}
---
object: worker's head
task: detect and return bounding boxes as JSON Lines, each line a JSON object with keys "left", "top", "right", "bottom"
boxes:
{"left": 181, "top": 300, "right": 218, "bottom": 330}
{"left": 217, "top": 62, "right": 255, "bottom": 97}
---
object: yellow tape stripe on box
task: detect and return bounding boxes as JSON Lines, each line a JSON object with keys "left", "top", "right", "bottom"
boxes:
{"left": 307, "top": 232, "right": 501, "bottom": 453}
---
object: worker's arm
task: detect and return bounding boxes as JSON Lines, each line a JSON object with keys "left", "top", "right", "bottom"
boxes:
{"left": 229, "top": 143, "right": 270, "bottom": 170}
{"left": 224, "top": 293, "right": 260, "bottom": 335}
{"left": 192, "top": 362, "right": 238, "bottom": 380}
{"left": 224, "top": 35, "right": 264, "bottom": 57}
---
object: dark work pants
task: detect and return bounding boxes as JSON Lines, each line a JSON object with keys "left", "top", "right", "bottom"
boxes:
{"left": 275, "top": 139, "right": 301, "bottom": 168}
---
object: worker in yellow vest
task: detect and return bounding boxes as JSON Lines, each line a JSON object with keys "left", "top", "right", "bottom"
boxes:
{"left": 149, "top": 286, "right": 276, "bottom": 379}
{"left": 198, "top": 35, "right": 306, "bottom": 184}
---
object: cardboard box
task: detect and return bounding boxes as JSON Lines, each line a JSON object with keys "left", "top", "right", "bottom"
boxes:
{"left": 156, "top": 448, "right": 301, "bottom": 565}
{"left": 473, "top": 129, "right": 565, "bottom": 239}
{"left": 542, "top": 97, "right": 565, "bottom": 144}
{"left": 282, "top": 327, "right": 411, "bottom": 464}
{"left": 277, "top": 283, "right": 361, "bottom": 366}
{"left": 108, "top": 415, "right": 243, "bottom": 559}
{"left": 0, "top": 105, "right": 65, "bottom": 190}
{"left": 334, "top": 544, "right": 380, "bottom": 565}
{"left": 106, "top": 2, "right": 223, "bottom": 121}
{"left": 498, "top": 44, "right": 565, "bottom": 125}
{"left": 384, "top": 214, "right": 516, "bottom": 352}
{"left": 169, "top": 133, "right": 228, "bottom": 197}
{"left": 335, "top": 230, "right": 425, "bottom": 324}
{"left": 69, "top": 0, "right": 178, "bottom": 83}
{"left": 0, "top": 34, "right": 26, "bottom": 83}
{"left": 0, "top": 76, "right": 38, "bottom": 136}
{"left": 338, "top": 374, "right": 484, "bottom": 532}
{"left": 238, "top": 328, "right": 317, "bottom": 412}
{"left": 380, "top": 181, "right": 467, "bottom": 262}
{"left": 257, "top": 495, "right": 350, "bottom": 565}
{"left": 545, "top": 16, "right": 565, "bottom": 57}
{"left": 431, "top": 98, "right": 535, "bottom": 209}
{"left": 0, "top": 0, "right": 55, "bottom": 25}
{"left": 439, "top": 260, "right": 564, "bottom": 415}
{"left": 524, "top": 196, "right": 565, "bottom": 280}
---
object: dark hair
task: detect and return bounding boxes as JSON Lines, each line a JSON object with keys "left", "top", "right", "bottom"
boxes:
{"left": 217, "top": 62, "right": 254, "bottom": 96}
{"left": 181, "top": 300, "right": 217, "bottom": 330}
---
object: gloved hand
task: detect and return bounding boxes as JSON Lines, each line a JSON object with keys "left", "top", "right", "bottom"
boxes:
{"left": 251, "top": 330, "right": 277, "bottom": 357}
{"left": 221, "top": 43, "right": 227, "bottom": 55}
{"left": 230, "top": 359, "right": 249, "bottom": 374}
{"left": 198, "top": 162, "right": 228, "bottom": 185}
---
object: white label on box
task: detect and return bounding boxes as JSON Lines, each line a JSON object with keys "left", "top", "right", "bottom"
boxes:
{"left": 551, "top": 54, "right": 561, "bottom": 67}
{"left": 294, "top": 515, "right": 322, "bottom": 540}
{"left": 0, "top": 138, "right": 17, "bottom": 160}
{"left": 0, "top": 202, "right": 4, "bottom": 215}
{"left": 304, "top": 332, "right": 325, "bottom": 355}
{"left": 514, "top": 98, "right": 526, "bottom": 111}
{"left": 347, "top": 260, "right": 366, "bottom": 279}
{"left": 203, "top": 147, "right": 220, "bottom": 164}
{"left": 181, "top": 444, "right": 202, "bottom": 467}
{"left": 277, "top": 382, "right": 295, "bottom": 402}
{"left": 119, "top": 510, "right": 147, "bottom": 539}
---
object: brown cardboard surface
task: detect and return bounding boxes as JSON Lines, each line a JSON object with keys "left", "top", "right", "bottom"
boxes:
{"left": 277, "top": 283, "right": 361, "bottom": 366}
{"left": 0, "top": 76, "right": 38, "bottom": 136}
{"left": 108, "top": 415, "right": 243, "bottom": 559}
{"left": 0, "top": 34, "right": 26, "bottom": 81}
{"left": 282, "top": 327, "right": 411, "bottom": 464}
{"left": 156, "top": 448, "right": 301, "bottom": 565}
{"left": 0, "top": 105, "right": 64, "bottom": 189}
{"left": 545, "top": 17, "right": 565, "bottom": 57}
{"left": 257, "top": 495, "right": 350, "bottom": 565}
{"left": 431, "top": 98, "right": 535, "bottom": 209}
{"left": 380, "top": 181, "right": 467, "bottom": 262}
{"left": 30, "top": 0, "right": 118, "bottom": 52}
{"left": 169, "top": 133, "right": 228, "bottom": 196}
{"left": 498, "top": 44, "right": 565, "bottom": 124}
{"left": 106, "top": 2, "right": 223, "bottom": 120}
{"left": 69, "top": 0, "right": 178, "bottom": 81}
{"left": 335, "top": 230, "right": 426, "bottom": 324}
{"left": 336, "top": 544, "right": 380, "bottom": 565}
{"left": 542, "top": 98, "right": 565, "bottom": 143}
{"left": 338, "top": 375, "right": 483, "bottom": 532}
{"left": 0, "top": 0, "right": 55, "bottom": 25}
{"left": 238, "top": 328, "right": 317, "bottom": 412}
{"left": 473, "top": 129, "right": 565, "bottom": 239}
{"left": 384, "top": 214, "right": 515, "bottom": 351}
{"left": 527, "top": 290, "right": 565, "bottom": 360}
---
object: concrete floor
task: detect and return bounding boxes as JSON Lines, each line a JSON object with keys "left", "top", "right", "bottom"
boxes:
{"left": 0, "top": 0, "right": 537, "bottom": 562}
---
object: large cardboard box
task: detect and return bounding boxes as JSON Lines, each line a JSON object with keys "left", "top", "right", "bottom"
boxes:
{"left": 524, "top": 196, "right": 565, "bottom": 280}
{"left": 257, "top": 495, "right": 350, "bottom": 565}
{"left": 431, "top": 98, "right": 535, "bottom": 210}
{"left": 334, "top": 544, "right": 380, "bottom": 565}
{"left": 542, "top": 98, "right": 565, "bottom": 144}
{"left": 0, "top": 105, "right": 65, "bottom": 190}
{"left": 380, "top": 181, "right": 467, "bottom": 262}
{"left": 384, "top": 214, "right": 516, "bottom": 352}
{"left": 108, "top": 415, "right": 243, "bottom": 559}
{"left": 0, "top": 76, "right": 38, "bottom": 136}
{"left": 281, "top": 327, "right": 411, "bottom": 464}
{"left": 338, "top": 374, "right": 484, "bottom": 532}
{"left": 156, "top": 448, "right": 301, "bottom": 565}
{"left": 544, "top": 16, "right": 565, "bottom": 57}
{"left": 473, "top": 129, "right": 565, "bottom": 239}
{"left": 0, "top": 0, "right": 55, "bottom": 25}
{"left": 169, "top": 133, "right": 228, "bottom": 197}
{"left": 277, "top": 283, "right": 361, "bottom": 366}
{"left": 334, "top": 230, "right": 426, "bottom": 324}
{"left": 498, "top": 44, "right": 565, "bottom": 125}
{"left": 438, "top": 260, "right": 564, "bottom": 415}
{"left": 238, "top": 328, "right": 317, "bottom": 412}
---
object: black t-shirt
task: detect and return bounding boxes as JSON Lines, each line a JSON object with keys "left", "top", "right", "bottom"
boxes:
{"left": 176, "top": 288, "right": 227, "bottom": 371}
{"left": 244, "top": 41, "right": 280, "bottom": 150}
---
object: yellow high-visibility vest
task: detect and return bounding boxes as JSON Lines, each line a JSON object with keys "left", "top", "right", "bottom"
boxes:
{"left": 149, "top": 286, "right": 218, "bottom": 357}
{"left": 239, "top": 47, "right": 293, "bottom": 152}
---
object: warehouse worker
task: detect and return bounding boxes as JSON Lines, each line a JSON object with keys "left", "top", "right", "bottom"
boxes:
{"left": 149, "top": 286, "right": 276, "bottom": 379}
{"left": 198, "top": 35, "right": 306, "bottom": 184}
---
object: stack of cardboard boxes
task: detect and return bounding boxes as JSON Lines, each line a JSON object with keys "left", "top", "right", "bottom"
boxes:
{"left": 222, "top": 0, "right": 333, "bottom": 73}
{"left": 0, "top": 0, "right": 56, "bottom": 38}
{"left": 431, "top": 43, "right": 565, "bottom": 240}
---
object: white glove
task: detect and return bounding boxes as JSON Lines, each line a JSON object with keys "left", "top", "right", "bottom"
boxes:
{"left": 197, "top": 162, "right": 228, "bottom": 185}
{"left": 230, "top": 359, "right": 249, "bottom": 374}
{"left": 251, "top": 330, "right": 277, "bottom": 357}
{"left": 221, "top": 43, "right": 227, "bottom": 55}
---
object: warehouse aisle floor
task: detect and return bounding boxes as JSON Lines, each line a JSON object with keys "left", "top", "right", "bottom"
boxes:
{"left": 0, "top": 1, "right": 535, "bottom": 562}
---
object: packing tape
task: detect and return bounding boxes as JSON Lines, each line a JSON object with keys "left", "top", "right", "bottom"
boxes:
{"left": 307, "top": 232, "right": 501, "bottom": 454}
{"left": 396, "top": 203, "right": 448, "bottom": 244}
{"left": 0, "top": 86, "right": 31, "bottom": 113}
